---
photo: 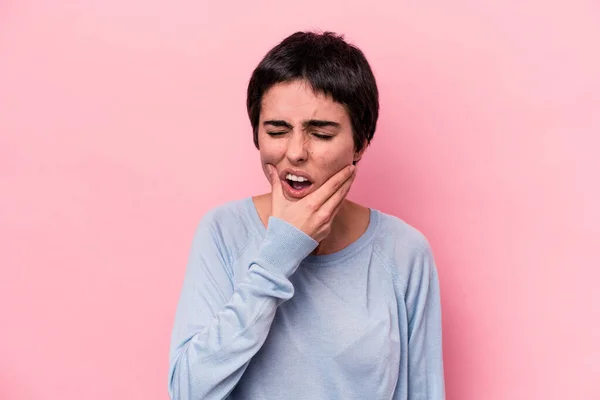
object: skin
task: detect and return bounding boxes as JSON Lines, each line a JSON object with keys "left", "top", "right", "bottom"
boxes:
{"left": 252, "top": 80, "right": 371, "bottom": 255}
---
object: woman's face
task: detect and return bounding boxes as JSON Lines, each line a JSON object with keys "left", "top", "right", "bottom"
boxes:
{"left": 258, "top": 80, "right": 362, "bottom": 201}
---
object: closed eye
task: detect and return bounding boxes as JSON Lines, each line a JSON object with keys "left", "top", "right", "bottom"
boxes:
{"left": 266, "top": 131, "right": 332, "bottom": 140}
{"left": 313, "top": 133, "right": 333, "bottom": 140}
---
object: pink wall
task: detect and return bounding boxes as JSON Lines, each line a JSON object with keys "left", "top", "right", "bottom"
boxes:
{"left": 1, "top": 1, "right": 599, "bottom": 399}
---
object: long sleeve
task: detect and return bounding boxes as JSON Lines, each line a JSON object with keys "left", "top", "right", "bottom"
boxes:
{"left": 403, "top": 243, "right": 446, "bottom": 399}
{"left": 168, "top": 214, "right": 318, "bottom": 400}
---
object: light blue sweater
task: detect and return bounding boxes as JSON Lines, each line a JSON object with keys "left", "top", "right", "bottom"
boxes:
{"left": 168, "top": 197, "right": 445, "bottom": 399}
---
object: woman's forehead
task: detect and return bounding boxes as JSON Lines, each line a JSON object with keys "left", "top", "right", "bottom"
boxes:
{"left": 261, "top": 81, "right": 349, "bottom": 122}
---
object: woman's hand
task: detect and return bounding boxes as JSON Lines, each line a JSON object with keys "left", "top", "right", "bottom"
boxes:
{"left": 265, "top": 164, "right": 357, "bottom": 242}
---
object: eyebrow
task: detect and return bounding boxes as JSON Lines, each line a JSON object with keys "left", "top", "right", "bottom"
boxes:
{"left": 263, "top": 119, "right": 341, "bottom": 130}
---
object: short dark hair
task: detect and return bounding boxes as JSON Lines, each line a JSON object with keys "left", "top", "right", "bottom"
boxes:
{"left": 246, "top": 31, "right": 379, "bottom": 152}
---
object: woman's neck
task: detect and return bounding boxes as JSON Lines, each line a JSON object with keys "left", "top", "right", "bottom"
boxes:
{"left": 252, "top": 194, "right": 370, "bottom": 256}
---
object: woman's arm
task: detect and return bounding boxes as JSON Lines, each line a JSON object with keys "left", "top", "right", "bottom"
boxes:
{"left": 168, "top": 214, "right": 317, "bottom": 400}
{"left": 404, "top": 243, "right": 446, "bottom": 399}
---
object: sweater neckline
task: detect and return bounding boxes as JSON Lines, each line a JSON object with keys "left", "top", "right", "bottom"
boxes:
{"left": 244, "top": 196, "right": 379, "bottom": 265}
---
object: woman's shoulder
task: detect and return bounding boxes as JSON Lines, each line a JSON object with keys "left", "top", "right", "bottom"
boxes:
{"left": 373, "top": 210, "right": 430, "bottom": 250}
{"left": 199, "top": 197, "right": 254, "bottom": 227}
{"left": 192, "top": 197, "right": 261, "bottom": 256}
{"left": 370, "top": 209, "right": 436, "bottom": 281}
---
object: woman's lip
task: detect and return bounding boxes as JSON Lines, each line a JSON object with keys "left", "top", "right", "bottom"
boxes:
{"left": 281, "top": 178, "right": 313, "bottom": 199}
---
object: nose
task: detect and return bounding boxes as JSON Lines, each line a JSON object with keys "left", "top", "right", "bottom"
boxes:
{"left": 285, "top": 132, "right": 308, "bottom": 165}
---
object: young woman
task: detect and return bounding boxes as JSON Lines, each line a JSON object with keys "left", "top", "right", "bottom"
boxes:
{"left": 168, "top": 31, "right": 445, "bottom": 400}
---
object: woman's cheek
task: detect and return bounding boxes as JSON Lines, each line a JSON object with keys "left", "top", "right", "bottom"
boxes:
{"left": 317, "top": 150, "right": 352, "bottom": 178}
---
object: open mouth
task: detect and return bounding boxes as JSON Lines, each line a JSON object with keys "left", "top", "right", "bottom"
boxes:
{"left": 284, "top": 173, "right": 312, "bottom": 193}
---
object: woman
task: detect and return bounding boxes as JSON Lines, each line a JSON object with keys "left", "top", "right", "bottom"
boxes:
{"left": 168, "top": 31, "right": 445, "bottom": 399}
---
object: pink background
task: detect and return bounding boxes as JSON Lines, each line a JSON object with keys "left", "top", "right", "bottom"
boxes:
{"left": 1, "top": 1, "right": 599, "bottom": 399}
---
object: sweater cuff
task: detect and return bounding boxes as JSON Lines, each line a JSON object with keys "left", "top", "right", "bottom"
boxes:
{"left": 255, "top": 217, "right": 319, "bottom": 278}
